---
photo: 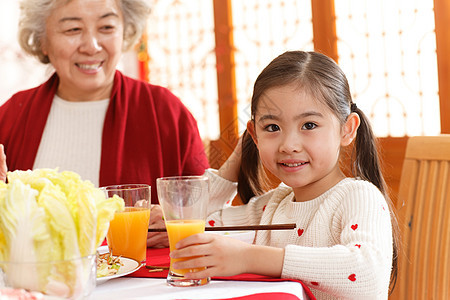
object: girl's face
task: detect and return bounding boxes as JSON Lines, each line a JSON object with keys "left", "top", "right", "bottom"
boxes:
{"left": 41, "top": 0, "right": 124, "bottom": 101}
{"left": 248, "top": 83, "right": 358, "bottom": 201}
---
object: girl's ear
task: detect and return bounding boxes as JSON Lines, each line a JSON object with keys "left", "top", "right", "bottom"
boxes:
{"left": 341, "top": 112, "right": 360, "bottom": 146}
{"left": 247, "top": 120, "right": 258, "bottom": 146}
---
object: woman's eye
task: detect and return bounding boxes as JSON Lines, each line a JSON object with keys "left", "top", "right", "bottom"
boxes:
{"left": 65, "top": 27, "right": 81, "bottom": 34}
{"left": 264, "top": 124, "right": 280, "bottom": 132}
{"left": 302, "top": 122, "right": 317, "bottom": 130}
{"left": 100, "top": 25, "right": 115, "bottom": 32}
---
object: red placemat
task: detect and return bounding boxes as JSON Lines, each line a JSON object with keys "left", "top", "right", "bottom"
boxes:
{"left": 129, "top": 247, "right": 170, "bottom": 278}
{"left": 127, "top": 248, "right": 315, "bottom": 300}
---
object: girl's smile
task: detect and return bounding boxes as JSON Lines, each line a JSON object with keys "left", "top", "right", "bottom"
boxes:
{"left": 279, "top": 159, "right": 308, "bottom": 172}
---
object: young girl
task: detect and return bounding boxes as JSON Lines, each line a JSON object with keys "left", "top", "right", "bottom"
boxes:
{"left": 170, "top": 51, "right": 399, "bottom": 299}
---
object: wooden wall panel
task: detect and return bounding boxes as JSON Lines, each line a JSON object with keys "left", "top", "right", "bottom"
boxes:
{"left": 378, "top": 137, "right": 409, "bottom": 207}
{"left": 434, "top": 0, "right": 450, "bottom": 133}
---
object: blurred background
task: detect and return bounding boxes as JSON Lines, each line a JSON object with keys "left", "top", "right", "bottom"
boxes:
{"left": 0, "top": 0, "right": 448, "bottom": 204}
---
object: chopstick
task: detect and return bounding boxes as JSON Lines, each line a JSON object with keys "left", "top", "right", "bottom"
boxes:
{"left": 147, "top": 223, "right": 296, "bottom": 232}
{"left": 145, "top": 265, "right": 169, "bottom": 270}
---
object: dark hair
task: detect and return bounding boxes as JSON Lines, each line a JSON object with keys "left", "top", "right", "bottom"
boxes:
{"left": 238, "top": 50, "right": 399, "bottom": 293}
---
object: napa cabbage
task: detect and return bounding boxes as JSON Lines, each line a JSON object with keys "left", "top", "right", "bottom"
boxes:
{"left": 0, "top": 169, "right": 124, "bottom": 298}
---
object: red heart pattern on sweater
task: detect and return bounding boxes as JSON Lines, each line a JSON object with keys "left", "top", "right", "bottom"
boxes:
{"left": 351, "top": 224, "right": 358, "bottom": 231}
{"left": 311, "top": 282, "right": 319, "bottom": 286}
{"left": 348, "top": 274, "right": 356, "bottom": 281}
{"left": 355, "top": 244, "right": 361, "bottom": 248}
{"left": 208, "top": 220, "right": 215, "bottom": 227}
{"left": 297, "top": 229, "right": 304, "bottom": 236}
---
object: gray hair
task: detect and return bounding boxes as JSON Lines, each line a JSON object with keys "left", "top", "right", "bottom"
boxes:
{"left": 18, "top": 0, "right": 151, "bottom": 64}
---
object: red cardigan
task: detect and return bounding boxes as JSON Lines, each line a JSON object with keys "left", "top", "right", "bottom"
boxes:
{"left": 0, "top": 71, "right": 209, "bottom": 203}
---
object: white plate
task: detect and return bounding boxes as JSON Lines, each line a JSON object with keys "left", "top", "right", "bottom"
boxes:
{"left": 96, "top": 247, "right": 141, "bottom": 285}
{"left": 96, "top": 257, "right": 141, "bottom": 284}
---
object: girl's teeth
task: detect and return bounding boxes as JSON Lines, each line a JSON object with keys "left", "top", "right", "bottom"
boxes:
{"left": 283, "top": 162, "right": 305, "bottom": 167}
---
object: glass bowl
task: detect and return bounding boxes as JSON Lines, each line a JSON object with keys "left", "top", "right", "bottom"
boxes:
{"left": 0, "top": 255, "right": 96, "bottom": 299}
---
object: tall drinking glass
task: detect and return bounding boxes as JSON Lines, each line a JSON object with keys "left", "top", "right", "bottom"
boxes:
{"left": 157, "top": 175, "right": 210, "bottom": 287}
{"left": 101, "top": 184, "right": 151, "bottom": 265}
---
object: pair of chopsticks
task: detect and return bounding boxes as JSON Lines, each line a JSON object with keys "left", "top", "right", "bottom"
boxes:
{"left": 147, "top": 223, "right": 296, "bottom": 232}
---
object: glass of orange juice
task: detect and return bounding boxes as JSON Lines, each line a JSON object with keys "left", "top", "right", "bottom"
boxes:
{"left": 101, "top": 184, "right": 151, "bottom": 265}
{"left": 156, "top": 175, "right": 209, "bottom": 287}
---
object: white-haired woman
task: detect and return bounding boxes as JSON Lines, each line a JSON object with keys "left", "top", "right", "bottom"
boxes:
{"left": 0, "top": 0, "right": 209, "bottom": 248}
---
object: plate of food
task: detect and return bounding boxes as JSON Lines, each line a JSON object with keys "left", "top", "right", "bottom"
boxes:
{"left": 96, "top": 247, "right": 141, "bottom": 284}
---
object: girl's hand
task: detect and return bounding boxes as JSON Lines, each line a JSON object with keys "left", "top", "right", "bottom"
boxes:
{"left": 147, "top": 205, "right": 169, "bottom": 248}
{"left": 0, "top": 144, "right": 7, "bottom": 182}
{"left": 169, "top": 233, "right": 254, "bottom": 279}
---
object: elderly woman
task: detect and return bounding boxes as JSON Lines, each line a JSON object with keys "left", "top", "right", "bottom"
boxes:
{"left": 0, "top": 0, "right": 209, "bottom": 247}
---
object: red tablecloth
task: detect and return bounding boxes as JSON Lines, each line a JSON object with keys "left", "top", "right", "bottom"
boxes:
{"left": 125, "top": 247, "right": 315, "bottom": 300}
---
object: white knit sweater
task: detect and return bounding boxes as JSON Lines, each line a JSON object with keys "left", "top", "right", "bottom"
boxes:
{"left": 205, "top": 169, "right": 393, "bottom": 300}
{"left": 33, "top": 95, "right": 109, "bottom": 187}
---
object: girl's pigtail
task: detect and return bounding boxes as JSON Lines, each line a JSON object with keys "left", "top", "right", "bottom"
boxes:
{"left": 237, "top": 129, "right": 263, "bottom": 203}
{"left": 352, "top": 106, "right": 387, "bottom": 196}
{"left": 352, "top": 105, "right": 399, "bottom": 293}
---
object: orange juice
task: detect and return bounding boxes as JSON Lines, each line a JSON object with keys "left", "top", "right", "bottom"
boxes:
{"left": 166, "top": 219, "right": 206, "bottom": 275}
{"left": 106, "top": 207, "right": 150, "bottom": 263}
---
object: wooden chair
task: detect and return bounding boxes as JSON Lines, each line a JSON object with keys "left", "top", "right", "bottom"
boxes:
{"left": 389, "top": 135, "right": 450, "bottom": 299}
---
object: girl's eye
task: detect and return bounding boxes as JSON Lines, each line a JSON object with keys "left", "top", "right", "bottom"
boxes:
{"left": 264, "top": 124, "right": 280, "bottom": 132}
{"left": 302, "top": 122, "right": 317, "bottom": 130}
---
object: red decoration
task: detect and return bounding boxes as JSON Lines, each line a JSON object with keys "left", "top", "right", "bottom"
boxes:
{"left": 137, "top": 30, "right": 150, "bottom": 82}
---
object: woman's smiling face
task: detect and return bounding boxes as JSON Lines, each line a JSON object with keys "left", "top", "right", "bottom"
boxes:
{"left": 41, "top": 0, "right": 124, "bottom": 101}
{"left": 248, "top": 82, "right": 348, "bottom": 201}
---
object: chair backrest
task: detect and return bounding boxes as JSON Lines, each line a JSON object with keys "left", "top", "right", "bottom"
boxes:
{"left": 390, "top": 135, "right": 450, "bottom": 299}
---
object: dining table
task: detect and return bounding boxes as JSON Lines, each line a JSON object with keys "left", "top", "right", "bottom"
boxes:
{"left": 92, "top": 247, "right": 315, "bottom": 300}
